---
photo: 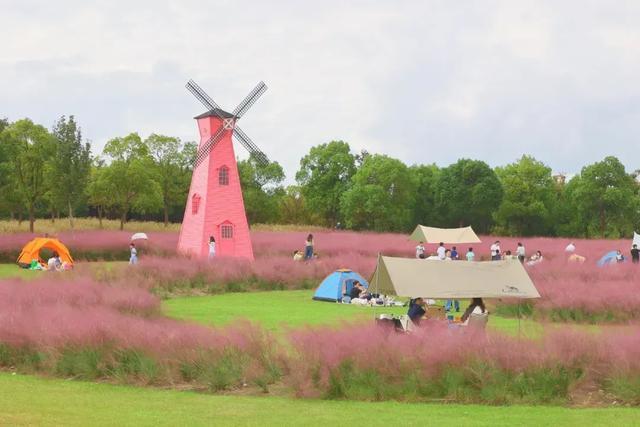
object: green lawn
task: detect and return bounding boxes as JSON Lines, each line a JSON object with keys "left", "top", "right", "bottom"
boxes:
{"left": 163, "top": 290, "right": 542, "bottom": 336}
{"left": 0, "top": 373, "right": 637, "bottom": 427}
{"left": 0, "top": 263, "right": 41, "bottom": 280}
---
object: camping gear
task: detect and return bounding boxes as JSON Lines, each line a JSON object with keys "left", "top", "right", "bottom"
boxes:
{"left": 17, "top": 238, "right": 74, "bottom": 268}
{"left": 131, "top": 232, "right": 148, "bottom": 241}
{"left": 409, "top": 225, "right": 481, "bottom": 244}
{"left": 370, "top": 255, "right": 540, "bottom": 299}
{"left": 568, "top": 254, "right": 586, "bottom": 263}
{"left": 312, "top": 268, "right": 369, "bottom": 302}
{"left": 597, "top": 251, "right": 624, "bottom": 267}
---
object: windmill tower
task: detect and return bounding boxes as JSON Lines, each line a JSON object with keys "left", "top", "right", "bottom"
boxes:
{"left": 178, "top": 80, "right": 270, "bottom": 260}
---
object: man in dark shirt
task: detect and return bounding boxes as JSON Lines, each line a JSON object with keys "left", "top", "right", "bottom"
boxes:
{"left": 349, "top": 282, "right": 363, "bottom": 299}
{"left": 407, "top": 297, "right": 427, "bottom": 325}
{"left": 631, "top": 244, "right": 640, "bottom": 264}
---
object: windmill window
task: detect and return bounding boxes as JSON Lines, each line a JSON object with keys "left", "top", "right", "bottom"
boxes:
{"left": 221, "top": 224, "right": 234, "bottom": 239}
{"left": 191, "top": 193, "right": 201, "bottom": 215}
{"left": 219, "top": 166, "right": 229, "bottom": 186}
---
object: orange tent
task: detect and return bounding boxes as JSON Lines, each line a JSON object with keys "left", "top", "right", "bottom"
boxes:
{"left": 16, "top": 238, "right": 74, "bottom": 267}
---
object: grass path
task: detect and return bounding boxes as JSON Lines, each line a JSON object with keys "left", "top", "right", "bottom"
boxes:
{"left": 163, "top": 290, "right": 542, "bottom": 336}
{"left": 0, "top": 373, "right": 638, "bottom": 427}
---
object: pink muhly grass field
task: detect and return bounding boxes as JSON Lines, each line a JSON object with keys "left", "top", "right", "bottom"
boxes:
{"left": 0, "top": 274, "right": 274, "bottom": 359}
{"left": 0, "top": 230, "right": 178, "bottom": 255}
{"left": 286, "top": 321, "right": 640, "bottom": 399}
{"left": 3, "top": 228, "right": 640, "bottom": 315}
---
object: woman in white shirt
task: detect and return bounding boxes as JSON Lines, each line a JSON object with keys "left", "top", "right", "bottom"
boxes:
{"left": 461, "top": 298, "right": 488, "bottom": 325}
{"left": 208, "top": 236, "right": 216, "bottom": 259}
{"left": 47, "top": 251, "right": 62, "bottom": 271}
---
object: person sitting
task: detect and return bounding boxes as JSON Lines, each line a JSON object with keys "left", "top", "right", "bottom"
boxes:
{"left": 461, "top": 298, "right": 488, "bottom": 326}
{"left": 407, "top": 297, "right": 427, "bottom": 325}
{"left": 292, "top": 250, "right": 304, "bottom": 261}
{"left": 503, "top": 250, "right": 515, "bottom": 260}
{"left": 527, "top": 250, "right": 543, "bottom": 266}
{"left": 616, "top": 250, "right": 625, "bottom": 263}
{"left": 47, "top": 251, "right": 63, "bottom": 271}
{"left": 349, "top": 281, "right": 372, "bottom": 303}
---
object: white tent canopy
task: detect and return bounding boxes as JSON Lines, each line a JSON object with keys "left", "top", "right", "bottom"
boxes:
{"left": 409, "top": 225, "right": 481, "bottom": 244}
{"left": 633, "top": 232, "right": 640, "bottom": 248}
{"left": 371, "top": 255, "right": 540, "bottom": 299}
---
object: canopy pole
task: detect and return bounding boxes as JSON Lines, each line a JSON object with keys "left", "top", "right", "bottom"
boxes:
{"left": 517, "top": 300, "right": 522, "bottom": 339}
{"left": 373, "top": 253, "right": 380, "bottom": 320}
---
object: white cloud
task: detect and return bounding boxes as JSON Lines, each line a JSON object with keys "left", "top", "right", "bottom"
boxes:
{"left": 1, "top": 0, "right": 640, "bottom": 181}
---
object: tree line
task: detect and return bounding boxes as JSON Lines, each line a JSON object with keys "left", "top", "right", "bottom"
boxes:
{"left": 1, "top": 117, "right": 638, "bottom": 237}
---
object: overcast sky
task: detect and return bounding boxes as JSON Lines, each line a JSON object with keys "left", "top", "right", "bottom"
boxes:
{"left": 2, "top": 0, "right": 639, "bottom": 180}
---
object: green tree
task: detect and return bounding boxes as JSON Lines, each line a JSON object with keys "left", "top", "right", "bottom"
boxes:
{"left": 572, "top": 156, "right": 638, "bottom": 237}
{"left": 411, "top": 164, "right": 440, "bottom": 227}
{"left": 48, "top": 115, "right": 92, "bottom": 227}
{"left": 1, "top": 119, "right": 55, "bottom": 231}
{"left": 145, "top": 134, "right": 191, "bottom": 226}
{"left": 102, "top": 133, "right": 162, "bottom": 230}
{"left": 434, "top": 159, "right": 503, "bottom": 233}
{"left": 494, "top": 155, "right": 556, "bottom": 236}
{"left": 296, "top": 141, "right": 356, "bottom": 226}
{"left": 86, "top": 161, "right": 112, "bottom": 228}
{"left": 238, "top": 156, "right": 285, "bottom": 224}
{"left": 340, "top": 154, "right": 416, "bottom": 231}
{"left": 278, "top": 185, "right": 318, "bottom": 225}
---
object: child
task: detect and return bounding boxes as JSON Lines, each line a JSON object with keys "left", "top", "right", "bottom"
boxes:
{"left": 129, "top": 243, "right": 138, "bottom": 265}
{"left": 466, "top": 247, "right": 475, "bottom": 261}
{"left": 415, "top": 241, "right": 425, "bottom": 259}
{"left": 208, "top": 236, "right": 216, "bottom": 259}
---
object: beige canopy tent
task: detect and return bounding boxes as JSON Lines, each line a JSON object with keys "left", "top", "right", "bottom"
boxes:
{"left": 370, "top": 255, "right": 540, "bottom": 299}
{"left": 409, "top": 225, "right": 481, "bottom": 244}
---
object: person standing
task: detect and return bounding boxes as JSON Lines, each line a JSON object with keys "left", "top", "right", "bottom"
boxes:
{"left": 129, "top": 243, "right": 138, "bottom": 265}
{"left": 451, "top": 246, "right": 459, "bottom": 260}
{"left": 415, "top": 241, "right": 425, "bottom": 259}
{"left": 208, "top": 236, "right": 216, "bottom": 259}
{"left": 436, "top": 242, "right": 446, "bottom": 260}
{"left": 466, "top": 247, "right": 475, "bottom": 261}
{"left": 490, "top": 240, "right": 501, "bottom": 261}
{"left": 631, "top": 244, "right": 640, "bottom": 264}
{"left": 516, "top": 242, "right": 526, "bottom": 264}
{"left": 304, "top": 234, "right": 314, "bottom": 260}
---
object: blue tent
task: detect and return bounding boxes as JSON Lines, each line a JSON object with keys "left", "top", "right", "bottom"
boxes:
{"left": 597, "top": 250, "right": 625, "bottom": 267}
{"left": 312, "top": 269, "right": 369, "bottom": 302}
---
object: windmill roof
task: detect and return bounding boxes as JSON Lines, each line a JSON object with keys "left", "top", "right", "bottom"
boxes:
{"left": 194, "top": 108, "right": 235, "bottom": 119}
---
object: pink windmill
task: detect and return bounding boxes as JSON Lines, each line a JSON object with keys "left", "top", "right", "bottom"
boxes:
{"left": 177, "top": 79, "right": 269, "bottom": 260}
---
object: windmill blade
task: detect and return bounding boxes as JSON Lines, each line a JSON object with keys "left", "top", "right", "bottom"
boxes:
{"left": 232, "top": 81, "right": 267, "bottom": 118}
{"left": 193, "top": 125, "right": 225, "bottom": 169}
{"left": 233, "top": 126, "right": 269, "bottom": 166}
{"left": 186, "top": 79, "right": 225, "bottom": 118}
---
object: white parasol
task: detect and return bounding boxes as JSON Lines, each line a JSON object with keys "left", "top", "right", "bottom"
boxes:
{"left": 130, "top": 232, "right": 149, "bottom": 241}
